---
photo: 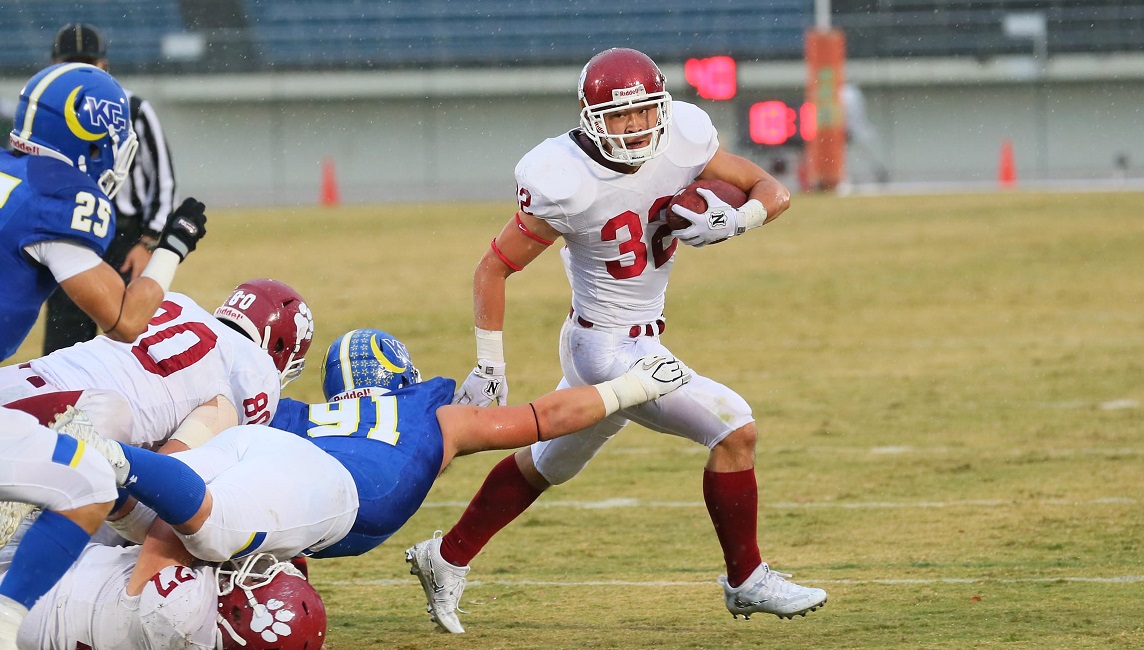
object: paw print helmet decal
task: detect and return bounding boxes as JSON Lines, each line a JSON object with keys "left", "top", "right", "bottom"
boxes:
{"left": 217, "top": 553, "right": 327, "bottom": 649}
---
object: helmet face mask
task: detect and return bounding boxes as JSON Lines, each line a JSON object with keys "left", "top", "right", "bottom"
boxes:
{"left": 213, "top": 279, "right": 314, "bottom": 388}
{"left": 9, "top": 63, "right": 137, "bottom": 198}
{"left": 578, "top": 48, "right": 673, "bottom": 167}
{"left": 321, "top": 328, "right": 421, "bottom": 401}
{"left": 216, "top": 553, "right": 326, "bottom": 650}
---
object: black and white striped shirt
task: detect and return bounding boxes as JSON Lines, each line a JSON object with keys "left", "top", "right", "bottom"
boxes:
{"left": 117, "top": 90, "right": 177, "bottom": 236}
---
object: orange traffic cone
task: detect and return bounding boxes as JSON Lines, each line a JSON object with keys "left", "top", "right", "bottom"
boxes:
{"left": 320, "top": 157, "right": 340, "bottom": 206}
{"left": 998, "top": 139, "right": 1016, "bottom": 188}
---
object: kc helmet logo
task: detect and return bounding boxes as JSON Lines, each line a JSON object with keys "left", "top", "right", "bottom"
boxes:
{"left": 65, "top": 86, "right": 127, "bottom": 141}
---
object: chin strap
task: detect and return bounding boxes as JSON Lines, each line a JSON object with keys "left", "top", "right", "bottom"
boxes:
{"left": 216, "top": 553, "right": 305, "bottom": 648}
{"left": 217, "top": 614, "right": 247, "bottom": 647}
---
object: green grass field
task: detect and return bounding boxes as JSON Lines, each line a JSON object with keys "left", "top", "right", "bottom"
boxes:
{"left": 14, "top": 190, "right": 1143, "bottom": 648}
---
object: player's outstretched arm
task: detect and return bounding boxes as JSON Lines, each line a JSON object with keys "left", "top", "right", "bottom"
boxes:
{"left": 454, "top": 211, "right": 560, "bottom": 407}
{"left": 439, "top": 354, "right": 691, "bottom": 466}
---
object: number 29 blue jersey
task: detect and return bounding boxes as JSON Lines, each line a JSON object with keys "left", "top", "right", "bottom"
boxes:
{"left": 269, "top": 376, "right": 456, "bottom": 558}
{"left": 0, "top": 151, "right": 115, "bottom": 360}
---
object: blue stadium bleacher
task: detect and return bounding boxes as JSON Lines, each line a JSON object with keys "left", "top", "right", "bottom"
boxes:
{"left": 242, "top": 0, "right": 811, "bottom": 69}
{"left": 0, "top": 1, "right": 1141, "bottom": 76}
{"left": 0, "top": 0, "right": 183, "bottom": 73}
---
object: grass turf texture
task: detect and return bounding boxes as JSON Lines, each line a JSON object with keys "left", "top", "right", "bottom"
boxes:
{"left": 13, "top": 190, "right": 1143, "bottom": 648}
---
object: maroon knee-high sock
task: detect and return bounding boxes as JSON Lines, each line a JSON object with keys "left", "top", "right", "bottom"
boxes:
{"left": 440, "top": 454, "right": 544, "bottom": 566}
{"left": 703, "top": 468, "right": 764, "bottom": 587}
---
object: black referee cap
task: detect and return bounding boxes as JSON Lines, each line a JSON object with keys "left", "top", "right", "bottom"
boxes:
{"left": 51, "top": 23, "right": 108, "bottom": 62}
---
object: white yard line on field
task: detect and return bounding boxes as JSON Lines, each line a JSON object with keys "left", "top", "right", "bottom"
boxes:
{"left": 421, "top": 497, "right": 1136, "bottom": 510}
{"left": 320, "top": 575, "right": 1144, "bottom": 587}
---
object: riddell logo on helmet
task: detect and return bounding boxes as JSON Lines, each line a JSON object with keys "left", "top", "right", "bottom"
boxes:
{"left": 612, "top": 84, "right": 647, "bottom": 101}
{"left": 9, "top": 138, "right": 39, "bottom": 156}
{"left": 331, "top": 387, "right": 379, "bottom": 401}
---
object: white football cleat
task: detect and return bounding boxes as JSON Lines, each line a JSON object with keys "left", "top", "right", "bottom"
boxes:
{"left": 719, "top": 562, "right": 827, "bottom": 620}
{"left": 51, "top": 407, "right": 130, "bottom": 486}
{"left": 406, "top": 532, "right": 470, "bottom": 633}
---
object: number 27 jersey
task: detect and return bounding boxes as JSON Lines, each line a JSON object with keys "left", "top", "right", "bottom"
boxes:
{"left": 514, "top": 101, "right": 720, "bottom": 328}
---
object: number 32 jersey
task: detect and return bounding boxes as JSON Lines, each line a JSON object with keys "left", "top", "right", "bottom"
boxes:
{"left": 0, "top": 152, "right": 115, "bottom": 360}
{"left": 514, "top": 101, "right": 720, "bottom": 328}
{"left": 30, "top": 292, "right": 282, "bottom": 447}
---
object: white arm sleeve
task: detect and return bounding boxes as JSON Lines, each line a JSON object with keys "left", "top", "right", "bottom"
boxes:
{"left": 23, "top": 240, "right": 103, "bottom": 283}
{"left": 170, "top": 396, "right": 238, "bottom": 449}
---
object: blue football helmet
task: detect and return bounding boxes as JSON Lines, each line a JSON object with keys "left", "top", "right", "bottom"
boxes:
{"left": 9, "top": 63, "right": 138, "bottom": 198}
{"left": 321, "top": 329, "right": 421, "bottom": 401}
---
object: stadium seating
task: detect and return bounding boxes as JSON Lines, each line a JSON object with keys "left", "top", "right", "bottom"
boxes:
{"left": 834, "top": 0, "right": 1144, "bottom": 59}
{"left": 242, "top": 0, "right": 809, "bottom": 69}
{"left": 0, "top": 0, "right": 182, "bottom": 72}
{"left": 0, "top": 0, "right": 1140, "bottom": 75}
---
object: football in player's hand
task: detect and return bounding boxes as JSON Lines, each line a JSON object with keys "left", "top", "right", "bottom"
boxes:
{"left": 665, "top": 179, "right": 748, "bottom": 230}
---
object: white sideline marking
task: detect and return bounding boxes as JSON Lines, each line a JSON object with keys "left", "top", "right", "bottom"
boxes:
{"left": 611, "top": 445, "right": 1143, "bottom": 457}
{"left": 321, "top": 575, "right": 1144, "bottom": 588}
{"left": 421, "top": 497, "right": 1136, "bottom": 510}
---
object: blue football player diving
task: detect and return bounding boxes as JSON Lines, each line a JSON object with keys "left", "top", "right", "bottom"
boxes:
{"left": 49, "top": 328, "right": 692, "bottom": 598}
{"left": 1, "top": 63, "right": 207, "bottom": 361}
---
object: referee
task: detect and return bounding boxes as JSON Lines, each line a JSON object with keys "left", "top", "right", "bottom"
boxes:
{"left": 43, "top": 23, "right": 179, "bottom": 354}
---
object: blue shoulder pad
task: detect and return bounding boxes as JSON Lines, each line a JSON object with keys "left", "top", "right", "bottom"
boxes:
{"left": 20, "top": 156, "right": 114, "bottom": 254}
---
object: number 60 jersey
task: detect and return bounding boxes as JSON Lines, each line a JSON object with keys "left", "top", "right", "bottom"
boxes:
{"left": 26, "top": 292, "right": 282, "bottom": 447}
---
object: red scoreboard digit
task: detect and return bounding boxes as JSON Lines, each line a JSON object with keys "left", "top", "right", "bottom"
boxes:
{"left": 684, "top": 56, "right": 737, "bottom": 101}
{"left": 747, "top": 99, "right": 816, "bottom": 146}
{"left": 681, "top": 56, "right": 816, "bottom": 148}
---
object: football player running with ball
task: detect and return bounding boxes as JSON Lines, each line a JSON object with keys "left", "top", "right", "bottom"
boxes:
{"left": 421, "top": 47, "right": 826, "bottom": 632}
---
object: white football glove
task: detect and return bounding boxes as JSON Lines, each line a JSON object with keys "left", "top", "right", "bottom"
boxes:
{"left": 596, "top": 354, "right": 692, "bottom": 415}
{"left": 670, "top": 188, "right": 765, "bottom": 248}
{"left": 453, "top": 359, "right": 508, "bottom": 406}
{"left": 626, "top": 354, "right": 692, "bottom": 400}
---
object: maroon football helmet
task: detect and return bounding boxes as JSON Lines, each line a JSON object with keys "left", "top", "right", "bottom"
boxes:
{"left": 216, "top": 554, "right": 326, "bottom": 650}
{"left": 578, "top": 47, "right": 673, "bottom": 166}
{"left": 213, "top": 279, "right": 314, "bottom": 387}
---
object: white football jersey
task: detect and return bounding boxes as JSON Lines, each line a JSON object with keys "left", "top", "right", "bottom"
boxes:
{"left": 18, "top": 544, "right": 218, "bottom": 650}
{"left": 515, "top": 101, "right": 719, "bottom": 327}
{"left": 30, "top": 293, "right": 281, "bottom": 447}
